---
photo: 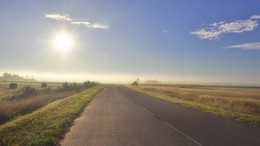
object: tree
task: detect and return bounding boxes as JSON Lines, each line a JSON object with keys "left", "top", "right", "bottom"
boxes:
{"left": 3, "top": 73, "right": 12, "bottom": 80}
{"left": 62, "top": 82, "right": 69, "bottom": 89}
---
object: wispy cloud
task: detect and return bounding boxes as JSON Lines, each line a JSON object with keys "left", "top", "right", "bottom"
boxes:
{"left": 163, "top": 30, "right": 168, "bottom": 33}
{"left": 71, "top": 21, "right": 109, "bottom": 29}
{"left": 45, "top": 14, "right": 72, "bottom": 21}
{"left": 45, "top": 13, "right": 109, "bottom": 29}
{"left": 90, "top": 24, "right": 109, "bottom": 29}
{"left": 225, "top": 42, "right": 260, "bottom": 50}
{"left": 250, "top": 15, "right": 260, "bottom": 19}
{"left": 191, "top": 15, "right": 260, "bottom": 40}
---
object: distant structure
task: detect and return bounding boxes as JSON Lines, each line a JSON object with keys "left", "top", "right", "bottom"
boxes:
{"left": 131, "top": 78, "right": 139, "bottom": 86}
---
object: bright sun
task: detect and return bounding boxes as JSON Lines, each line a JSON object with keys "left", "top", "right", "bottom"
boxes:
{"left": 53, "top": 32, "right": 74, "bottom": 54}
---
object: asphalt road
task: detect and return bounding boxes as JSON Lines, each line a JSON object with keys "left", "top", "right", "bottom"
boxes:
{"left": 61, "top": 86, "right": 260, "bottom": 146}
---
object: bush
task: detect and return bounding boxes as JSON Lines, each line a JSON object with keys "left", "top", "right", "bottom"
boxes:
{"left": 83, "top": 81, "right": 96, "bottom": 88}
{"left": 62, "top": 82, "right": 69, "bottom": 90}
{"left": 41, "top": 82, "right": 47, "bottom": 88}
{"left": 9, "top": 83, "right": 18, "bottom": 89}
{"left": 42, "top": 87, "right": 52, "bottom": 94}
{"left": 56, "top": 81, "right": 96, "bottom": 92}
{"left": 14, "top": 86, "right": 38, "bottom": 99}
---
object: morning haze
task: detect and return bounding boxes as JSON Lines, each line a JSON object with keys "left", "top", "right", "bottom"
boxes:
{"left": 1, "top": 0, "right": 260, "bottom": 85}
{"left": 0, "top": 1, "right": 260, "bottom": 146}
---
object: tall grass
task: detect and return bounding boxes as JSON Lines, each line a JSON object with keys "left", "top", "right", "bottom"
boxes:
{"left": 129, "top": 85, "right": 260, "bottom": 126}
{"left": 0, "top": 91, "right": 74, "bottom": 125}
{"left": 141, "top": 86, "right": 260, "bottom": 116}
{"left": 0, "top": 81, "right": 97, "bottom": 125}
{"left": 0, "top": 86, "right": 103, "bottom": 146}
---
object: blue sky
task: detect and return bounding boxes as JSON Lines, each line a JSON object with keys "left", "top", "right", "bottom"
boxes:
{"left": 0, "top": 0, "right": 260, "bottom": 85}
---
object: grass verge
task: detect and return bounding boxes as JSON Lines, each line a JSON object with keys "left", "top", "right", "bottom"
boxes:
{"left": 0, "top": 86, "right": 103, "bottom": 146}
{"left": 128, "top": 86, "right": 260, "bottom": 127}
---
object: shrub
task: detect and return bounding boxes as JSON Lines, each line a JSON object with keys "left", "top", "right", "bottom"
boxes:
{"left": 56, "top": 81, "right": 96, "bottom": 92}
{"left": 42, "top": 87, "right": 52, "bottom": 94}
{"left": 9, "top": 83, "right": 18, "bottom": 89}
{"left": 83, "top": 81, "right": 96, "bottom": 88}
{"left": 14, "top": 86, "right": 38, "bottom": 99}
{"left": 62, "top": 82, "right": 69, "bottom": 90}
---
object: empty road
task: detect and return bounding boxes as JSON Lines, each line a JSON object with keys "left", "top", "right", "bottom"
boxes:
{"left": 61, "top": 86, "right": 260, "bottom": 146}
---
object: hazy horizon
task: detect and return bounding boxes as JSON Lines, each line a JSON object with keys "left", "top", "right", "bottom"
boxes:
{"left": 1, "top": 1, "right": 260, "bottom": 85}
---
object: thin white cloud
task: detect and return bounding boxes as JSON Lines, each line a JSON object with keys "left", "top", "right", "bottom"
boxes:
{"left": 71, "top": 21, "right": 90, "bottom": 25}
{"left": 163, "top": 30, "right": 168, "bottom": 33}
{"left": 45, "top": 13, "right": 109, "bottom": 29}
{"left": 90, "top": 24, "right": 109, "bottom": 29}
{"left": 225, "top": 42, "right": 260, "bottom": 50}
{"left": 250, "top": 15, "right": 260, "bottom": 19}
{"left": 71, "top": 21, "right": 109, "bottom": 29}
{"left": 45, "top": 14, "right": 72, "bottom": 21}
{"left": 191, "top": 15, "right": 259, "bottom": 40}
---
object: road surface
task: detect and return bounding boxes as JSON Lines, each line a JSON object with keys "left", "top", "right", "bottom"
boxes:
{"left": 61, "top": 86, "right": 260, "bottom": 146}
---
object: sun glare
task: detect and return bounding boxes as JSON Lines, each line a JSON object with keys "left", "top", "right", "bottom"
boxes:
{"left": 53, "top": 32, "right": 74, "bottom": 54}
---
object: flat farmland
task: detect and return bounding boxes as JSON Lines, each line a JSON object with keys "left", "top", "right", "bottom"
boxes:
{"left": 0, "top": 81, "right": 62, "bottom": 102}
{"left": 0, "top": 81, "right": 96, "bottom": 125}
{"left": 132, "top": 84, "right": 260, "bottom": 125}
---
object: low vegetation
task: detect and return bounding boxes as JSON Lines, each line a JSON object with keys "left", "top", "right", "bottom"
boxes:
{"left": 0, "top": 86, "right": 103, "bottom": 146}
{"left": 129, "top": 84, "right": 260, "bottom": 126}
{"left": 0, "top": 91, "right": 74, "bottom": 125}
{"left": 0, "top": 81, "right": 97, "bottom": 125}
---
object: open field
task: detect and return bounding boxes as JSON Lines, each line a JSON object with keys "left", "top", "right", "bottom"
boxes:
{"left": 0, "top": 86, "right": 103, "bottom": 146}
{"left": 129, "top": 84, "right": 260, "bottom": 126}
{"left": 0, "top": 81, "right": 62, "bottom": 101}
{"left": 0, "top": 81, "right": 97, "bottom": 125}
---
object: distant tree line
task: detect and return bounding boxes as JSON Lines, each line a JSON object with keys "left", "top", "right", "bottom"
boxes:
{"left": 10, "top": 81, "right": 97, "bottom": 99}
{"left": 56, "top": 81, "right": 97, "bottom": 92}
{"left": 0, "top": 73, "right": 36, "bottom": 82}
{"left": 144, "top": 80, "right": 161, "bottom": 84}
{"left": 131, "top": 78, "right": 162, "bottom": 86}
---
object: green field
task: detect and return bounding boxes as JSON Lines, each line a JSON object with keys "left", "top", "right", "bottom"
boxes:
{"left": 129, "top": 84, "right": 260, "bottom": 126}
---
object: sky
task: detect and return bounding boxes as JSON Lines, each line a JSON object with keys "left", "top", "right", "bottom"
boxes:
{"left": 0, "top": 0, "right": 260, "bottom": 85}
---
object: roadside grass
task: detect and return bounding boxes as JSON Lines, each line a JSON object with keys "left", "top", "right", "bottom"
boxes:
{"left": 0, "top": 86, "right": 103, "bottom": 146}
{"left": 0, "top": 91, "right": 75, "bottom": 125}
{"left": 0, "top": 81, "right": 97, "bottom": 125}
{"left": 128, "top": 85, "right": 260, "bottom": 126}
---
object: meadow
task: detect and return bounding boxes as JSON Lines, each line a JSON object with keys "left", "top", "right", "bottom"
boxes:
{"left": 0, "top": 81, "right": 61, "bottom": 99}
{"left": 0, "top": 81, "right": 96, "bottom": 125}
{"left": 130, "top": 84, "right": 260, "bottom": 126}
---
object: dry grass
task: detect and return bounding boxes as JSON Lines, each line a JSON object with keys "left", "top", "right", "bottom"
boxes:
{"left": 0, "top": 81, "right": 62, "bottom": 101}
{"left": 140, "top": 85, "right": 260, "bottom": 116}
{"left": 0, "top": 81, "right": 97, "bottom": 125}
{"left": 0, "top": 91, "right": 74, "bottom": 125}
{"left": 0, "top": 86, "right": 103, "bottom": 146}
